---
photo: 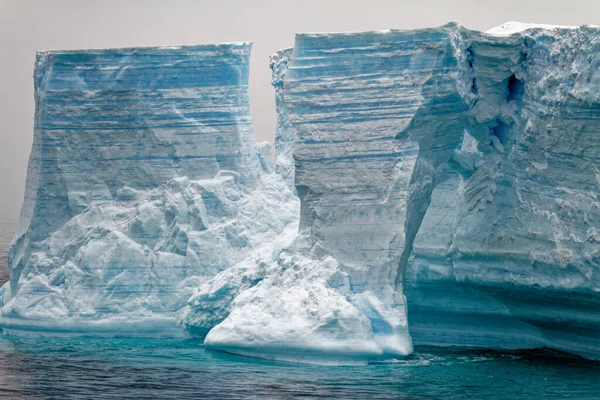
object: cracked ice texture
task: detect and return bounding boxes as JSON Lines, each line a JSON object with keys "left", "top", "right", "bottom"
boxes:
{"left": 1, "top": 44, "right": 298, "bottom": 335}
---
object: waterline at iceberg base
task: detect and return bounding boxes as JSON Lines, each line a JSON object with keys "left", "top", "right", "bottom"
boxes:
{"left": 3, "top": 22, "right": 600, "bottom": 365}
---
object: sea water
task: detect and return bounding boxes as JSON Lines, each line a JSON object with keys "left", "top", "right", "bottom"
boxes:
{"left": 0, "top": 223, "right": 598, "bottom": 399}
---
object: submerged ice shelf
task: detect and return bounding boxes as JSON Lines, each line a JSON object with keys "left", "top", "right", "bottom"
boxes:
{"left": 3, "top": 22, "right": 600, "bottom": 365}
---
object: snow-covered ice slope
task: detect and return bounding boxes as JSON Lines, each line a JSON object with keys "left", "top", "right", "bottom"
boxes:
{"left": 1, "top": 44, "right": 298, "bottom": 336}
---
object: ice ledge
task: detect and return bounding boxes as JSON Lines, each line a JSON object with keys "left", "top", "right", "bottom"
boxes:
{"left": 0, "top": 316, "right": 187, "bottom": 338}
{"left": 36, "top": 41, "right": 253, "bottom": 55}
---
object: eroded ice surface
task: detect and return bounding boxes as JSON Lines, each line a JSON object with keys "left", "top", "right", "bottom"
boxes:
{"left": 405, "top": 23, "right": 600, "bottom": 360}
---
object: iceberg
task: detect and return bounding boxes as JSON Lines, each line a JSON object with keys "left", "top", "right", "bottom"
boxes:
{"left": 1, "top": 43, "right": 298, "bottom": 336}
{"left": 3, "top": 22, "right": 600, "bottom": 365}
{"left": 207, "top": 23, "right": 600, "bottom": 363}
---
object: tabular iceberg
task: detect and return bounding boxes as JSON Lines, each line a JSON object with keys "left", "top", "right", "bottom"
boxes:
{"left": 3, "top": 22, "right": 600, "bottom": 365}
{"left": 1, "top": 43, "right": 298, "bottom": 336}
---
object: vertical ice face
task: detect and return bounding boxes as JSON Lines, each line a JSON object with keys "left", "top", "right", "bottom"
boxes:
{"left": 2, "top": 44, "right": 298, "bottom": 335}
{"left": 284, "top": 25, "right": 471, "bottom": 356}
{"left": 10, "top": 44, "right": 259, "bottom": 290}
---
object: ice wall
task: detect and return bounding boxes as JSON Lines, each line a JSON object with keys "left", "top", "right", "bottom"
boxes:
{"left": 1, "top": 44, "right": 298, "bottom": 335}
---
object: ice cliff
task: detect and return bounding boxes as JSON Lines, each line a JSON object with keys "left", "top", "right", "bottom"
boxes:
{"left": 3, "top": 23, "right": 600, "bottom": 364}
{"left": 1, "top": 44, "right": 298, "bottom": 335}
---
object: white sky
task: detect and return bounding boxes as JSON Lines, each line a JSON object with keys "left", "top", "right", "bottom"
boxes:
{"left": 1, "top": 0, "right": 599, "bottom": 222}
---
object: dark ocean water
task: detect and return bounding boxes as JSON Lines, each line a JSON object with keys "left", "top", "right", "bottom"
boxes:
{"left": 0, "top": 223, "right": 599, "bottom": 399}
{"left": 0, "top": 337, "right": 598, "bottom": 399}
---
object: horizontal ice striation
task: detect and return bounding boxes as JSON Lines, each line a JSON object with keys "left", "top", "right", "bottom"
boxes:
{"left": 1, "top": 44, "right": 298, "bottom": 336}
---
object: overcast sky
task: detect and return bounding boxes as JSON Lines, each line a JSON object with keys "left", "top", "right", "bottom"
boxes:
{"left": 1, "top": 0, "right": 599, "bottom": 222}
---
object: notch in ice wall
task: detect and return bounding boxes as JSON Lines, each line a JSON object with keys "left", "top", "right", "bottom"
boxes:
{"left": 2, "top": 43, "right": 298, "bottom": 336}
{"left": 269, "top": 48, "right": 297, "bottom": 191}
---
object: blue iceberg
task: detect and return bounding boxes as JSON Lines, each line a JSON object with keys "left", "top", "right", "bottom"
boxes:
{"left": 3, "top": 22, "right": 600, "bottom": 365}
{"left": 1, "top": 43, "right": 298, "bottom": 336}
